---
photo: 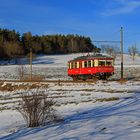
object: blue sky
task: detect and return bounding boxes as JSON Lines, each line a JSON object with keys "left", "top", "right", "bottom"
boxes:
{"left": 0, "top": 0, "right": 140, "bottom": 51}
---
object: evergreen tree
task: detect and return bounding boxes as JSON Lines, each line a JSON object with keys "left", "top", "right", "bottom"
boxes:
{"left": 0, "top": 28, "right": 100, "bottom": 60}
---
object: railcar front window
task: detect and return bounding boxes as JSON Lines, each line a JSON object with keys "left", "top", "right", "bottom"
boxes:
{"left": 106, "top": 61, "right": 113, "bottom": 66}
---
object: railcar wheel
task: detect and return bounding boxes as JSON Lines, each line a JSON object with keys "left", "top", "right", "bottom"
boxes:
{"left": 92, "top": 76, "right": 98, "bottom": 82}
{"left": 72, "top": 76, "right": 78, "bottom": 81}
{"left": 101, "top": 73, "right": 110, "bottom": 80}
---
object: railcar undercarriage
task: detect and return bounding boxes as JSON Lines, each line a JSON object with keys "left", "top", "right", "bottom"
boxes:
{"left": 71, "top": 73, "right": 113, "bottom": 81}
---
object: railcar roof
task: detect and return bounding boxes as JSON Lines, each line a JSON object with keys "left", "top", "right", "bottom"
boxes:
{"left": 70, "top": 54, "right": 113, "bottom": 62}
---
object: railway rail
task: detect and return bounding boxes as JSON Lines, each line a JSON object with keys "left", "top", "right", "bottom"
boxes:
{"left": 0, "top": 78, "right": 140, "bottom": 83}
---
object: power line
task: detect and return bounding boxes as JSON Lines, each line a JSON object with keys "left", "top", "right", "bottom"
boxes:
{"left": 92, "top": 27, "right": 124, "bottom": 79}
{"left": 92, "top": 40, "right": 120, "bottom": 43}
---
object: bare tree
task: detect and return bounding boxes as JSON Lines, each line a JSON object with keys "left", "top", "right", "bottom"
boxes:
{"left": 18, "top": 64, "right": 27, "bottom": 80}
{"left": 128, "top": 44, "right": 138, "bottom": 61}
{"left": 17, "top": 89, "right": 61, "bottom": 127}
{"left": 101, "top": 44, "right": 120, "bottom": 60}
{"left": 101, "top": 45, "right": 107, "bottom": 53}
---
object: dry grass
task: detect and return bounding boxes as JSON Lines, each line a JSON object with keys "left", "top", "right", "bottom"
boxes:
{"left": 118, "top": 78, "right": 127, "bottom": 84}
{"left": 81, "top": 93, "right": 91, "bottom": 96}
{"left": 81, "top": 99, "right": 93, "bottom": 103}
{"left": 0, "top": 82, "right": 4, "bottom": 86}
{"left": 0, "top": 83, "right": 27, "bottom": 91}
{"left": 96, "top": 97, "right": 119, "bottom": 102}
{"left": 19, "top": 75, "right": 45, "bottom": 82}
{"left": 0, "top": 83, "right": 14, "bottom": 91}
{"left": 0, "top": 82, "right": 49, "bottom": 91}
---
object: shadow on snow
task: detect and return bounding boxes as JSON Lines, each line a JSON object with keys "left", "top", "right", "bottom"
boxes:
{"left": 1, "top": 93, "right": 140, "bottom": 140}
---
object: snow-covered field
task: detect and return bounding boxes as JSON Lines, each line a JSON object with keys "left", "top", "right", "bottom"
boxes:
{"left": 0, "top": 53, "right": 140, "bottom": 80}
{"left": 0, "top": 53, "right": 140, "bottom": 140}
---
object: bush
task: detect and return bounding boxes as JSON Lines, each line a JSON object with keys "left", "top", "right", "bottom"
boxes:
{"left": 17, "top": 89, "right": 60, "bottom": 127}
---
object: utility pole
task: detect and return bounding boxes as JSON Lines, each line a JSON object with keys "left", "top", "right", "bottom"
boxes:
{"left": 93, "top": 27, "right": 124, "bottom": 79}
{"left": 30, "top": 47, "right": 32, "bottom": 81}
{"left": 120, "top": 27, "right": 123, "bottom": 79}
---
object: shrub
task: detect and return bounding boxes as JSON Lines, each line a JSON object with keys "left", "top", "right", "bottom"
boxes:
{"left": 17, "top": 89, "right": 60, "bottom": 127}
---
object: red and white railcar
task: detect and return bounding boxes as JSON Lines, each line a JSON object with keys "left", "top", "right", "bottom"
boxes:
{"left": 68, "top": 54, "right": 114, "bottom": 80}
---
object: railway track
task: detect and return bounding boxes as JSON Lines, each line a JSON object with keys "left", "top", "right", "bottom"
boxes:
{"left": 0, "top": 78, "right": 140, "bottom": 83}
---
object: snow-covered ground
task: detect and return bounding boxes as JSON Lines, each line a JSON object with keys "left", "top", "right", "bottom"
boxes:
{"left": 0, "top": 53, "right": 140, "bottom": 140}
{"left": 1, "top": 81, "right": 140, "bottom": 140}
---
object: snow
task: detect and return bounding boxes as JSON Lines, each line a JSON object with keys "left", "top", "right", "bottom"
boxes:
{"left": 0, "top": 81, "right": 140, "bottom": 140}
{"left": 1, "top": 93, "right": 140, "bottom": 140}
{"left": 0, "top": 53, "right": 140, "bottom": 139}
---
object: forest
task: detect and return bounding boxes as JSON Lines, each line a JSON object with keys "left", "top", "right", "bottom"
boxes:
{"left": 0, "top": 28, "right": 100, "bottom": 60}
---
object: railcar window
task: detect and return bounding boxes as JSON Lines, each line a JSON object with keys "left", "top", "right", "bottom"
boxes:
{"left": 72, "top": 62, "right": 75, "bottom": 69}
{"left": 88, "top": 61, "right": 91, "bottom": 67}
{"left": 75, "top": 62, "right": 77, "bottom": 68}
{"left": 73, "top": 62, "right": 75, "bottom": 68}
{"left": 84, "top": 61, "right": 88, "bottom": 68}
{"left": 79, "top": 62, "right": 82, "bottom": 68}
{"left": 71, "top": 62, "right": 73, "bottom": 68}
{"left": 72, "top": 62, "right": 77, "bottom": 68}
{"left": 99, "top": 61, "right": 105, "bottom": 66}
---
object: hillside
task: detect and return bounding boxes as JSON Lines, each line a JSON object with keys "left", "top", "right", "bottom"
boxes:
{"left": 0, "top": 53, "right": 140, "bottom": 80}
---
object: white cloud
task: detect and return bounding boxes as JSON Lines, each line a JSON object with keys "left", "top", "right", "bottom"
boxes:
{"left": 102, "top": 0, "right": 140, "bottom": 16}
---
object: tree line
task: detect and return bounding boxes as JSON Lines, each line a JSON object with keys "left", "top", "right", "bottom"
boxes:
{"left": 0, "top": 28, "right": 100, "bottom": 60}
